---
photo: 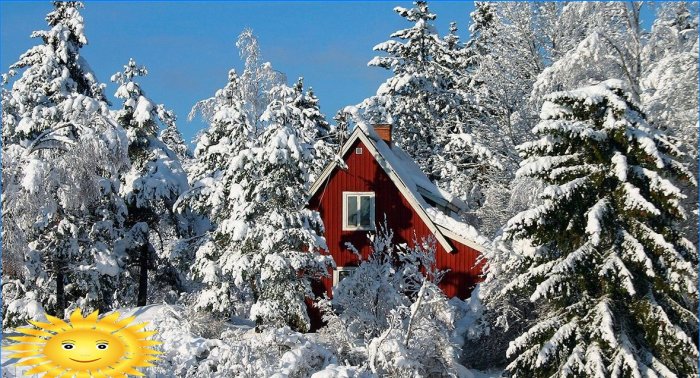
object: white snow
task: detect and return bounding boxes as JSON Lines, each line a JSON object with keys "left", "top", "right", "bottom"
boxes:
{"left": 611, "top": 152, "right": 628, "bottom": 182}
{"left": 585, "top": 199, "right": 608, "bottom": 246}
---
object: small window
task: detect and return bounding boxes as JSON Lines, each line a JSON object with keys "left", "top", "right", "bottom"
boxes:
{"left": 355, "top": 147, "right": 363, "bottom": 154}
{"left": 343, "top": 192, "right": 375, "bottom": 230}
{"left": 333, "top": 266, "right": 357, "bottom": 287}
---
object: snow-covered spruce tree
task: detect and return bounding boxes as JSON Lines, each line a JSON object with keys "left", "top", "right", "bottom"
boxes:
{"left": 185, "top": 68, "right": 253, "bottom": 317}
{"left": 160, "top": 115, "right": 191, "bottom": 163}
{"left": 331, "top": 109, "right": 351, "bottom": 149}
{"left": 470, "top": 2, "right": 648, "bottom": 236}
{"left": 1, "top": 1, "right": 128, "bottom": 323}
{"left": 228, "top": 83, "right": 333, "bottom": 332}
{"left": 362, "top": 1, "right": 499, "bottom": 208}
{"left": 290, "top": 77, "right": 337, "bottom": 181}
{"left": 111, "top": 58, "right": 190, "bottom": 306}
{"left": 491, "top": 80, "right": 697, "bottom": 376}
{"left": 364, "top": 0, "right": 440, "bottom": 173}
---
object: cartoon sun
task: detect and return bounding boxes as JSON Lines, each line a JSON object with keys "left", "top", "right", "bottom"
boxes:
{"left": 4, "top": 308, "right": 161, "bottom": 377}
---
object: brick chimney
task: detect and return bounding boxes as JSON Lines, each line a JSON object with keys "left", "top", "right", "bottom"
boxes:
{"left": 374, "top": 123, "right": 392, "bottom": 145}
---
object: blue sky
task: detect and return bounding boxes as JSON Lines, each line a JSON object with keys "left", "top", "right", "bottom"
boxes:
{"left": 1, "top": 1, "right": 476, "bottom": 145}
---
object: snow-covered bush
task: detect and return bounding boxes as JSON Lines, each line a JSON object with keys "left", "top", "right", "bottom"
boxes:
{"left": 368, "top": 280, "right": 459, "bottom": 377}
{"left": 140, "top": 305, "right": 338, "bottom": 378}
{"left": 0, "top": 286, "right": 45, "bottom": 329}
{"left": 319, "top": 223, "right": 461, "bottom": 377}
{"left": 322, "top": 226, "right": 412, "bottom": 342}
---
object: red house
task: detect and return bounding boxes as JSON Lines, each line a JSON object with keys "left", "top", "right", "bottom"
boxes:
{"left": 308, "top": 123, "right": 487, "bottom": 311}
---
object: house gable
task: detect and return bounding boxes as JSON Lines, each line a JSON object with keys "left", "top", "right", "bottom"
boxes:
{"left": 310, "top": 127, "right": 462, "bottom": 252}
{"left": 309, "top": 137, "right": 427, "bottom": 265}
{"left": 309, "top": 127, "right": 485, "bottom": 254}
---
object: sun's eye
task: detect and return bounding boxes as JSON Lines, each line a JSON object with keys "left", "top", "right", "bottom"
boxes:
{"left": 62, "top": 344, "right": 74, "bottom": 350}
{"left": 96, "top": 343, "right": 108, "bottom": 350}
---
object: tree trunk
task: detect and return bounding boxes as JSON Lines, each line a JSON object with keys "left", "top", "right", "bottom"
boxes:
{"left": 55, "top": 259, "right": 65, "bottom": 317}
{"left": 137, "top": 242, "right": 149, "bottom": 306}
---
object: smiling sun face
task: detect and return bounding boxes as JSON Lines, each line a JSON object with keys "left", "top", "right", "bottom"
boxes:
{"left": 43, "top": 328, "right": 126, "bottom": 370}
{"left": 4, "top": 308, "right": 161, "bottom": 378}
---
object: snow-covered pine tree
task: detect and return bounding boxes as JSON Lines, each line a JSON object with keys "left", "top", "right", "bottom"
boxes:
{"left": 290, "top": 77, "right": 336, "bottom": 181}
{"left": 227, "top": 82, "right": 333, "bottom": 332}
{"left": 331, "top": 109, "right": 350, "bottom": 149}
{"left": 493, "top": 80, "right": 697, "bottom": 377}
{"left": 184, "top": 31, "right": 335, "bottom": 323}
{"left": 364, "top": 1, "right": 441, "bottom": 175}
{"left": 1, "top": 1, "right": 128, "bottom": 322}
{"left": 464, "top": 2, "right": 495, "bottom": 65}
{"left": 160, "top": 112, "right": 192, "bottom": 163}
{"left": 470, "top": 2, "right": 646, "bottom": 236}
{"left": 186, "top": 68, "right": 253, "bottom": 317}
{"left": 111, "top": 58, "right": 190, "bottom": 306}
{"left": 363, "top": 1, "right": 499, "bottom": 209}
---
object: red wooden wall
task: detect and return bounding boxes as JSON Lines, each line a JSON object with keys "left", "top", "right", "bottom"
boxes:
{"left": 307, "top": 139, "right": 484, "bottom": 315}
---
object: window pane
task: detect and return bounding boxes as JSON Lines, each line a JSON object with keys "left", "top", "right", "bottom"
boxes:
{"left": 347, "top": 195, "right": 358, "bottom": 226}
{"left": 360, "top": 196, "right": 371, "bottom": 227}
{"left": 338, "top": 269, "right": 353, "bottom": 282}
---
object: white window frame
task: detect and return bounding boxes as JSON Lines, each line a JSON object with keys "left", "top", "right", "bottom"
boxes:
{"left": 333, "top": 266, "right": 357, "bottom": 288}
{"left": 342, "top": 191, "right": 375, "bottom": 231}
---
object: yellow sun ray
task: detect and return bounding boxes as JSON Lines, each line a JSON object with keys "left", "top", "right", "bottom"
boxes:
{"left": 69, "top": 308, "right": 100, "bottom": 329}
{"left": 9, "top": 351, "right": 45, "bottom": 359}
{"left": 91, "top": 370, "right": 112, "bottom": 378}
{"left": 29, "top": 362, "right": 64, "bottom": 378}
{"left": 4, "top": 343, "right": 43, "bottom": 352}
{"left": 123, "top": 322, "right": 149, "bottom": 332}
{"left": 28, "top": 320, "right": 68, "bottom": 334}
{"left": 16, "top": 327, "right": 55, "bottom": 338}
{"left": 4, "top": 307, "right": 161, "bottom": 377}
{"left": 15, "top": 357, "right": 46, "bottom": 366}
{"left": 24, "top": 362, "right": 52, "bottom": 375}
{"left": 98, "top": 312, "right": 122, "bottom": 325}
{"left": 114, "top": 316, "right": 138, "bottom": 330}
{"left": 7, "top": 336, "right": 46, "bottom": 343}
{"left": 44, "top": 314, "right": 69, "bottom": 326}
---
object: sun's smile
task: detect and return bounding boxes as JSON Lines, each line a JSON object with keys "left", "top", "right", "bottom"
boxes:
{"left": 4, "top": 308, "right": 161, "bottom": 377}
{"left": 70, "top": 357, "right": 101, "bottom": 363}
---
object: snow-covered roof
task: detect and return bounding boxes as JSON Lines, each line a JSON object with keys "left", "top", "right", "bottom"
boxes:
{"left": 309, "top": 123, "right": 485, "bottom": 253}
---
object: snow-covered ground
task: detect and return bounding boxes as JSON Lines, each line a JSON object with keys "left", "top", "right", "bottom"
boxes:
{"left": 2, "top": 304, "right": 502, "bottom": 377}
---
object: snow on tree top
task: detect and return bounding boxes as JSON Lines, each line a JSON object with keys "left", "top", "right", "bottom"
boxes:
{"left": 540, "top": 79, "right": 633, "bottom": 120}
